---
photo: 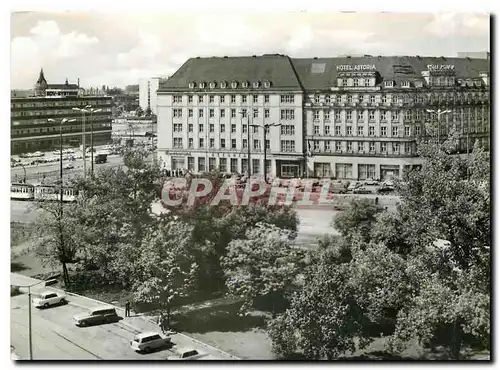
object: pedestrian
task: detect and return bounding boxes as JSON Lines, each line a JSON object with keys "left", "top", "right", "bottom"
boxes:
{"left": 375, "top": 197, "right": 379, "bottom": 205}
{"left": 125, "top": 300, "right": 131, "bottom": 317}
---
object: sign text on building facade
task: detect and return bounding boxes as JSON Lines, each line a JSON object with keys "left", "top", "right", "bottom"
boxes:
{"left": 427, "top": 64, "right": 455, "bottom": 71}
{"left": 336, "top": 64, "right": 376, "bottom": 71}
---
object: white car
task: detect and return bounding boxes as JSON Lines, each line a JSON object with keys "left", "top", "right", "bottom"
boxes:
{"left": 167, "top": 348, "right": 213, "bottom": 361}
{"left": 63, "top": 163, "right": 74, "bottom": 170}
{"left": 32, "top": 291, "right": 66, "bottom": 308}
{"left": 130, "top": 332, "right": 172, "bottom": 353}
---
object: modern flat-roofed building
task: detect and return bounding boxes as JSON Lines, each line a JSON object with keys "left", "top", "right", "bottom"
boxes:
{"left": 10, "top": 69, "right": 113, "bottom": 154}
{"left": 156, "top": 55, "right": 490, "bottom": 179}
{"left": 140, "top": 77, "right": 167, "bottom": 114}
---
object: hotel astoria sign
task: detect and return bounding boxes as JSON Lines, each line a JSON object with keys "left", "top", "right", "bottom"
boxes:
{"left": 427, "top": 64, "right": 455, "bottom": 71}
{"left": 336, "top": 64, "right": 376, "bottom": 71}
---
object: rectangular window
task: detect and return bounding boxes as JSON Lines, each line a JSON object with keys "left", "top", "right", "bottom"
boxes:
{"left": 231, "top": 95, "right": 236, "bottom": 103}
{"left": 369, "top": 111, "right": 375, "bottom": 121}
{"left": 188, "top": 138, "right": 193, "bottom": 148}
{"left": 188, "top": 157, "right": 195, "bottom": 170}
{"left": 173, "top": 96, "right": 182, "bottom": 103}
{"left": 243, "top": 125, "right": 247, "bottom": 133}
{"left": 253, "top": 109, "right": 258, "bottom": 118}
{"left": 381, "top": 126, "right": 387, "bottom": 137}
{"left": 347, "top": 141, "right": 353, "bottom": 152}
{"left": 346, "top": 110, "right": 352, "bottom": 121}
{"left": 335, "top": 126, "right": 341, "bottom": 136}
{"left": 231, "top": 139, "right": 236, "bottom": 149}
{"left": 314, "top": 111, "right": 319, "bottom": 121}
{"left": 264, "top": 109, "right": 270, "bottom": 118}
{"left": 188, "top": 109, "right": 193, "bottom": 118}
{"left": 242, "top": 139, "right": 248, "bottom": 148}
{"left": 357, "top": 126, "right": 364, "bottom": 136}
{"left": 358, "top": 141, "right": 364, "bottom": 152}
{"left": 404, "top": 142, "right": 411, "bottom": 153}
{"left": 364, "top": 79, "right": 371, "bottom": 87}
{"left": 281, "top": 95, "right": 294, "bottom": 103}
{"left": 199, "top": 124, "right": 204, "bottom": 132}
{"left": 392, "top": 111, "right": 399, "bottom": 121}
{"left": 199, "top": 109, "right": 204, "bottom": 118}
{"left": 208, "top": 157, "right": 216, "bottom": 171}
{"left": 241, "top": 109, "right": 247, "bottom": 118}
{"left": 173, "top": 109, "right": 182, "bottom": 118}
{"left": 314, "top": 125, "right": 320, "bottom": 135}
{"left": 393, "top": 142, "right": 400, "bottom": 153}
{"left": 335, "top": 111, "right": 341, "bottom": 122}
{"left": 325, "top": 125, "right": 330, "bottom": 135}
{"left": 209, "top": 109, "right": 215, "bottom": 118}
{"left": 198, "top": 158, "right": 205, "bottom": 172}
{"left": 281, "top": 125, "right": 295, "bottom": 135}
{"left": 231, "top": 109, "right": 236, "bottom": 118}
{"left": 357, "top": 111, "right": 364, "bottom": 121}
{"left": 346, "top": 126, "right": 352, "bottom": 136}
{"left": 264, "top": 95, "right": 270, "bottom": 103}
{"left": 280, "top": 140, "right": 295, "bottom": 152}
{"left": 325, "top": 96, "right": 331, "bottom": 104}
{"left": 173, "top": 124, "right": 182, "bottom": 132}
{"left": 335, "top": 141, "right": 342, "bottom": 152}
{"left": 253, "top": 95, "right": 258, "bottom": 103}
{"left": 404, "top": 126, "right": 410, "bottom": 137}
{"left": 220, "top": 124, "right": 225, "bottom": 133}
{"left": 209, "top": 124, "right": 214, "bottom": 132}
{"left": 231, "top": 124, "right": 236, "bottom": 133}
{"left": 220, "top": 139, "right": 226, "bottom": 148}
{"left": 415, "top": 126, "right": 421, "bottom": 135}
{"left": 324, "top": 111, "right": 330, "bottom": 121}
{"left": 209, "top": 138, "right": 215, "bottom": 148}
{"left": 369, "top": 142, "right": 375, "bottom": 152}
{"left": 392, "top": 126, "right": 399, "bottom": 137}
{"left": 353, "top": 79, "right": 359, "bottom": 87}
{"left": 230, "top": 158, "right": 238, "bottom": 173}
{"left": 335, "top": 163, "right": 353, "bottom": 179}
{"left": 280, "top": 109, "right": 295, "bottom": 120}
{"left": 188, "top": 124, "right": 193, "bottom": 132}
{"left": 173, "top": 138, "right": 183, "bottom": 148}
{"left": 188, "top": 96, "right": 193, "bottom": 103}
{"left": 199, "top": 138, "right": 204, "bottom": 148}
{"left": 220, "top": 95, "right": 226, "bottom": 103}
{"left": 209, "top": 96, "right": 214, "bottom": 103}
{"left": 381, "top": 142, "right": 387, "bottom": 152}
{"left": 253, "top": 140, "right": 260, "bottom": 149}
{"left": 220, "top": 109, "right": 225, "bottom": 118}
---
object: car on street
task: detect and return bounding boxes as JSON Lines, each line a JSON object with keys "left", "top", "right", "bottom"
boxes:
{"left": 130, "top": 332, "right": 172, "bottom": 353}
{"left": 352, "top": 186, "right": 373, "bottom": 194}
{"left": 167, "top": 348, "right": 216, "bottom": 360}
{"left": 364, "top": 178, "right": 379, "bottom": 186}
{"left": 377, "top": 185, "right": 396, "bottom": 194}
{"left": 32, "top": 291, "right": 66, "bottom": 308}
{"left": 73, "top": 306, "right": 119, "bottom": 326}
{"left": 63, "top": 163, "right": 74, "bottom": 170}
{"left": 347, "top": 181, "right": 362, "bottom": 193}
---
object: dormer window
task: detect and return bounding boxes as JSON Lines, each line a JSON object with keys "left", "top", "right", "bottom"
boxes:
{"left": 402, "top": 81, "right": 410, "bottom": 88}
{"left": 209, "top": 82, "right": 216, "bottom": 89}
{"left": 242, "top": 81, "right": 249, "bottom": 88}
{"left": 231, "top": 81, "right": 238, "bottom": 88}
{"left": 198, "top": 82, "right": 205, "bottom": 89}
{"left": 384, "top": 81, "right": 394, "bottom": 88}
{"left": 220, "top": 81, "right": 227, "bottom": 88}
{"left": 188, "top": 82, "right": 195, "bottom": 89}
{"left": 252, "top": 81, "right": 260, "bottom": 88}
{"left": 263, "top": 81, "right": 271, "bottom": 88}
{"left": 342, "top": 78, "right": 348, "bottom": 86}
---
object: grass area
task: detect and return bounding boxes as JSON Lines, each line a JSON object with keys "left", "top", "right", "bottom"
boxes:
{"left": 11, "top": 222, "right": 34, "bottom": 247}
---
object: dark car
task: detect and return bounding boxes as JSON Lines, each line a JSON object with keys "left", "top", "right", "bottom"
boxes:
{"left": 73, "top": 306, "right": 119, "bottom": 326}
{"left": 377, "top": 186, "right": 395, "bottom": 194}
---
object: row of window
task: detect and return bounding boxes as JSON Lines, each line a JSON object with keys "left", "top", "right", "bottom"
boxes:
{"left": 173, "top": 123, "right": 273, "bottom": 134}
{"left": 310, "top": 91, "right": 489, "bottom": 105}
{"left": 188, "top": 80, "right": 272, "bottom": 90}
{"left": 12, "top": 108, "right": 113, "bottom": 117}
{"left": 11, "top": 100, "right": 111, "bottom": 109}
{"left": 174, "top": 94, "right": 275, "bottom": 104}
{"left": 310, "top": 141, "right": 413, "bottom": 154}
{"left": 172, "top": 138, "right": 296, "bottom": 153}
{"left": 172, "top": 108, "right": 296, "bottom": 120}
{"left": 179, "top": 156, "right": 271, "bottom": 174}
{"left": 314, "top": 163, "right": 379, "bottom": 180}
{"left": 12, "top": 123, "right": 112, "bottom": 135}
{"left": 337, "top": 77, "right": 485, "bottom": 88}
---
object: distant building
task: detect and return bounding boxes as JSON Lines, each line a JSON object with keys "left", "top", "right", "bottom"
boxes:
{"left": 139, "top": 77, "right": 168, "bottom": 114}
{"left": 457, "top": 52, "right": 490, "bottom": 59}
{"left": 11, "top": 69, "right": 113, "bottom": 155}
{"left": 11, "top": 90, "right": 31, "bottom": 98}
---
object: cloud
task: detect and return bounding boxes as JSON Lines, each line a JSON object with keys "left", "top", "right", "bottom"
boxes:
{"left": 117, "top": 30, "right": 162, "bottom": 68}
{"left": 11, "top": 20, "right": 99, "bottom": 87}
{"left": 424, "top": 13, "right": 490, "bottom": 37}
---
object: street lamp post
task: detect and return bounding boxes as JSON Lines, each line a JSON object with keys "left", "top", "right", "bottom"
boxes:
{"left": 249, "top": 123, "right": 281, "bottom": 183}
{"left": 12, "top": 280, "right": 46, "bottom": 360}
{"left": 426, "top": 109, "right": 451, "bottom": 144}
{"left": 84, "top": 107, "right": 102, "bottom": 174}
{"left": 72, "top": 107, "right": 91, "bottom": 178}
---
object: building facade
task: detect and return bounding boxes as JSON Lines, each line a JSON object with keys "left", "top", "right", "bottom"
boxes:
{"left": 157, "top": 55, "right": 490, "bottom": 180}
{"left": 139, "top": 77, "right": 165, "bottom": 114}
{"left": 11, "top": 70, "right": 113, "bottom": 154}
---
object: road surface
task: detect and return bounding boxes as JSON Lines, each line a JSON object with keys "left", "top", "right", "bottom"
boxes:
{"left": 11, "top": 155, "right": 125, "bottom": 183}
{"left": 11, "top": 273, "right": 237, "bottom": 360}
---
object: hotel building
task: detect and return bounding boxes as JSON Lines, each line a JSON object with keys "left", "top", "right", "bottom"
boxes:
{"left": 157, "top": 54, "right": 490, "bottom": 180}
{"left": 11, "top": 69, "right": 113, "bottom": 155}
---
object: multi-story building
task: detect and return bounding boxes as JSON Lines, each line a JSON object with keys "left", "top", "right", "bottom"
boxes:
{"left": 140, "top": 77, "right": 167, "bottom": 114}
{"left": 157, "top": 55, "right": 490, "bottom": 179}
{"left": 10, "top": 69, "right": 113, "bottom": 154}
{"left": 157, "top": 55, "right": 304, "bottom": 177}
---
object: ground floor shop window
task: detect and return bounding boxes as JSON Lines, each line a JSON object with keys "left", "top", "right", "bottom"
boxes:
{"left": 241, "top": 159, "right": 248, "bottom": 174}
{"left": 252, "top": 159, "right": 260, "bottom": 174}
{"left": 209, "top": 157, "right": 216, "bottom": 171}
{"left": 198, "top": 157, "right": 206, "bottom": 173}
{"left": 281, "top": 164, "right": 299, "bottom": 178}
{"left": 314, "top": 163, "right": 331, "bottom": 178}
{"left": 358, "top": 164, "right": 376, "bottom": 180}
{"left": 335, "top": 163, "right": 353, "bottom": 179}
{"left": 380, "top": 165, "right": 400, "bottom": 180}
{"left": 230, "top": 158, "right": 238, "bottom": 173}
{"left": 187, "top": 157, "right": 194, "bottom": 171}
{"left": 172, "top": 157, "right": 185, "bottom": 170}
{"left": 219, "top": 158, "right": 227, "bottom": 172}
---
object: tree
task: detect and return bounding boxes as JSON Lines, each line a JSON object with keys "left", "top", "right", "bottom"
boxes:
{"left": 333, "top": 198, "right": 383, "bottom": 243}
{"left": 132, "top": 221, "right": 198, "bottom": 327}
{"left": 136, "top": 106, "right": 144, "bottom": 117}
{"left": 222, "top": 223, "right": 304, "bottom": 314}
{"left": 144, "top": 106, "right": 152, "bottom": 117}
{"left": 268, "top": 244, "right": 370, "bottom": 360}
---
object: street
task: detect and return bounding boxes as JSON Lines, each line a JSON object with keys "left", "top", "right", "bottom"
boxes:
{"left": 11, "top": 274, "right": 237, "bottom": 360}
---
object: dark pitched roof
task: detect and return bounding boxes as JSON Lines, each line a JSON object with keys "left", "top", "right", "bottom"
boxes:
{"left": 159, "top": 54, "right": 302, "bottom": 91}
{"left": 47, "top": 84, "right": 79, "bottom": 90}
{"left": 291, "top": 56, "right": 490, "bottom": 90}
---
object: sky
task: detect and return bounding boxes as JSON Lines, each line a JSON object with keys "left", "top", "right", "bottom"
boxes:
{"left": 10, "top": 11, "right": 490, "bottom": 89}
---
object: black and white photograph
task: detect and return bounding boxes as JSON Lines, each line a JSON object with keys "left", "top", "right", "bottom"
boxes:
{"left": 7, "top": 5, "right": 491, "bottom": 363}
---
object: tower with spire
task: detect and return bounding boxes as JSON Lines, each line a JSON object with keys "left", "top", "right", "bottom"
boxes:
{"left": 34, "top": 68, "right": 48, "bottom": 97}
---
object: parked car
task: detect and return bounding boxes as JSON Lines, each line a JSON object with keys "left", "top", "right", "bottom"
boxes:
{"left": 347, "top": 181, "right": 362, "bottom": 192}
{"left": 377, "top": 186, "right": 395, "bottom": 194}
{"left": 73, "top": 306, "right": 119, "bottom": 326}
{"left": 352, "top": 186, "right": 373, "bottom": 194}
{"left": 364, "top": 178, "right": 379, "bottom": 186}
{"left": 63, "top": 163, "right": 74, "bottom": 170}
{"left": 130, "top": 332, "right": 172, "bottom": 353}
{"left": 32, "top": 291, "right": 66, "bottom": 308}
{"left": 167, "top": 348, "right": 211, "bottom": 361}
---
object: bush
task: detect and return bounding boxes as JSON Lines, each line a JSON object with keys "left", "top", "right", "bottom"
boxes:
{"left": 11, "top": 286, "right": 21, "bottom": 296}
